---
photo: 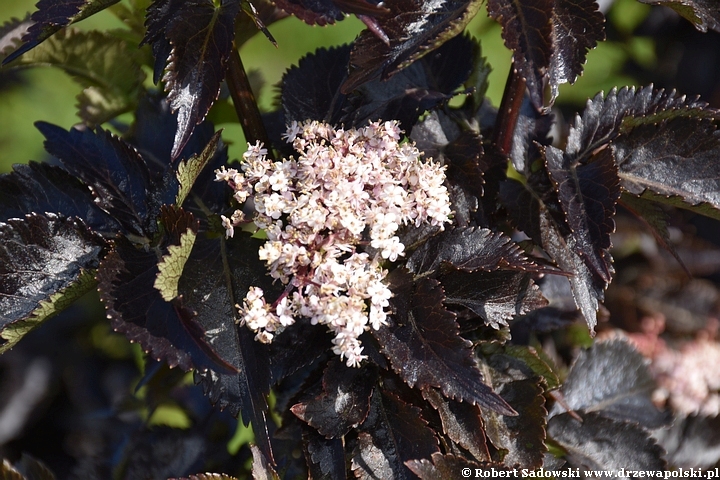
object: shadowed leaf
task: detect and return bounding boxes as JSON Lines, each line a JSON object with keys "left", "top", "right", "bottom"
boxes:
{"left": 0, "top": 162, "right": 119, "bottom": 233}
{"left": 0, "top": 213, "right": 105, "bottom": 354}
{"left": 342, "top": 34, "right": 476, "bottom": 133}
{"left": 406, "top": 453, "right": 509, "bottom": 480}
{"left": 175, "top": 131, "right": 222, "bottom": 206}
{"left": 375, "top": 271, "right": 515, "bottom": 415}
{"left": 546, "top": 145, "right": 620, "bottom": 284}
{"left": 291, "top": 359, "right": 375, "bottom": 438}
{"left": 36, "top": 122, "right": 166, "bottom": 237}
{"left": 548, "top": 0, "right": 605, "bottom": 101}
{"left": 550, "top": 340, "right": 670, "bottom": 429}
{"left": 639, "top": 0, "right": 720, "bottom": 32}
{"left": 2, "top": 0, "right": 120, "bottom": 65}
{"left": 352, "top": 389, "right": 439, "bottom": 479}
{"left": 144, "top": 0, "right": 239, "bottom": 159}
{"left": 251, "top": 445, "right": 280, "bottom": 480}
{"left": 303, "top": 425, "right": 346, "bottom": 480}
{"left": 170, "top": 474, "right": 239, "bottom": 480}
{"left": 478, "top": 351, "right": 547, "bottom": 468}
{"left": 653, "top": 414, "right": 720, "bottom": 468}
{"left": 487, "top": 0, "right": 554, "bottom": 108}
{"left": 342, "top": 0, "right": 483, "bottom": 93}
{"left": 422, "top": 388, "right": 491, "bottom": 462}
{"left": 548, "top": 412, "right": 666, "bottom": 473}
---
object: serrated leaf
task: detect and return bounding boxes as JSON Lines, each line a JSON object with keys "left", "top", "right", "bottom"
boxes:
{"left": 407, "top": 226, "right": 557, "bottom": 276}
{"left": 251, "top": 444, "right": 280, "bottom": 480}
{"left": 2, "top": 0, "right": 121, "bottom": 65}
{"left": 175, "top": 131, "right": 222, "bottom": 206}
{"left": 375, "top": 271, "right": 515, "bottom": 415}
{"left": 170, "top": 474, "right": 240, "bottom": 480}
{"left": 154, "top": 227, "right": 196, "bottom": 301}
{"left": 3, "top": 28, "right": 146, "bottom": 125}
{"left": 614, "top": 117, "right": 720, "bottom": 219}
{"left": 639, "top": 0, "right": 720, "bottom": 32}
{"left": 566, "top": 86, "right": 709, "bottom": 165}
{"left": 303, "top": 425, "right": 346, "bottom": 480}
{"left": 422, "top": 388, "right": 491, "bottom": 462}
{"left": 97, "top": 206, "right": 237, "bottom": 376}
{"left": 504, "top": 345, "right": 559, "bottom": 390}
{"left": 406, "top": 453, "right": 507, "bottom": 480}
{"left": 291, "top": 359, "right": 375, "bottom": 438}
{"left": 548, "top": 0, "right": 606, "bottom": 101}
{"left": 0, "top": 16, "right": 32, "bottom": 60}
{"left": 440, "top": 269, "right": 548, "bottom": 329}
{"left": 550, "top": 340, "right": 670, "bottom": 429}
{"left": 273, "top": 0, "right": 386, "bottom": 26}
{"left": 0, "top": 213, "right": 105, "bottom": 353}
{"left": 341, "top": 34, "right": 476, "bottom": 133}
{"left": 144, "top": 0, "right": 239, "bottom": 159}
{"left": 36, "top": 122, "right": 163, "bottom": 237}
{"left": 546, "top": 145, "right": 620, "bottom": 284}
{"left": 352, "top": 389, "right": 439, "bottom": 480}
{"left": 0, "top": 162, "right": 119, "bottom": 234}
{"left": 186, "top": 230, "right": 282, "bottom": 463}
{"left": 487, "top": 0, "right": 554, "bottom": 108}
{"left": 478, "top": 351, "right": 547, "bottom": 468}
{"left": 281, "top": 45, "right": 352, "bottom": 126}
{"left": 342, "top": 0, "right": 483, "bottom": 93}
{"left": 548, "top": 412, "right": 666, "bottom": 473}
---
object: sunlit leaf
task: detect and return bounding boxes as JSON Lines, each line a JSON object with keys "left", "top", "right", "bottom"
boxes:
{"left": 0, "top": 213, "right": 105, "bottom": 354}
{"left": 303, "top": 425, "right": 346, "bottom": 480}
{"left": 273, "top": 0, "right": 387, "bottom": 26}
{"left": 2, "top": 0, "right": 121, "bottom": 65}
{"left": 342, "top": 0, "right": 483, "bottom": 93}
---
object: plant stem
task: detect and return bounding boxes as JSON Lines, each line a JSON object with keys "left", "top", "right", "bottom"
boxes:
{"left": 226, "top": 47, "right": 273, "bottom": 159}
{"left": 492, "top": 64, "right": 527, "bottom": 156}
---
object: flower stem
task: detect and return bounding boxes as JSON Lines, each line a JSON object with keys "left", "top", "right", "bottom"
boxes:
{"left": 226, "top": 47, "right": 274, "bottom": 159}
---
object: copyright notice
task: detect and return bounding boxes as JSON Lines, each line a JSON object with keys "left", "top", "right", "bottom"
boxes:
{"left": 460, "top": 468, "right": 720, "bottom": 479}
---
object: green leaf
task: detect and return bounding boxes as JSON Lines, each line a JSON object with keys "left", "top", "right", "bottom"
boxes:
{"left": 504, "top": 345, "right": 560, "bottom": 391}
{"left": 2, "top": 0, "right": 121, "bottom": 65}
{"left": 154, "top": 226, "right": 197, "bottom": 302}
{"left": 176, "top": 131, "right": 222, "bottom": 206}
{"left": 3, "top": 28, "right": 147, "bottom": 125}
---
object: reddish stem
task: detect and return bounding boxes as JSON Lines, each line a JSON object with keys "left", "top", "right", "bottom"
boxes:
{"left": 492, "top": 64, "right": 527, "bottom": 157}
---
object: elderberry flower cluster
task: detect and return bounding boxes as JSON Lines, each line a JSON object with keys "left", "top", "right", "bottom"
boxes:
{"left": 216, "top": 120, "right": 452, "bottom": 367}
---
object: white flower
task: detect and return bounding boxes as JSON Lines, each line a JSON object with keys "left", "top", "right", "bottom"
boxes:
{"left": 217, "top": 120, "right": 452, "bottom": 367}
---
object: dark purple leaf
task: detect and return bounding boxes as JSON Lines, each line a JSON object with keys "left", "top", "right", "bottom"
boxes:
{"left": 440, "top": 269, "right": 548, "bottom": 329}
{"left": 0, "top": 162, "right": 119, "bottom": 234}
{"left": 0, "top": 16, "right": 32, "bottom": 61}
{"left": 653, "top": 414, "right": 720, "bottom": 468}
{"left": 548, "top": 0, "right": 606, "bottom": 101}
{"left": 122, "top": 427, "right": 208, "bottom": 479}
{"left": 0, "top": 213, "right": 105, "bottom": 353}
{"left": 273, "top": 0, "right": 386, "bottom": 26}
{"left": 269, "top": 320, "right": 333, "bottom": 384}
{"left": 546, "top": 145, "right": 620, "bottom": 284}
{"left": 478, "top": 351, "right": 547, "bottom": 468}
{"left": 406, "top": 453, "right": 508, "bottom": 480}
{"left": 281, "top": 45, "right": 352, "bottom": 125}
{"left": 291, "top": 359, "right": 375, "bottom": 438}
{"left": 550, "top": 340, "right": 670, "bottom": 429}
{"left": 342, "top": 34, "right": 476, "bottom": 133}
{"left": 422, "top": 388, "right": 491, "bottom": 462}
{"left": 548, "top": 412, "right": 666, "bottom": 473}
{"left": 487, "top": 0, "right": 554, "bottom": 108}
{"left": 566, "top": 86, "right": 709, "bottom": 165}
{"left": 342, "top": 0, "right": 483, "bottom": 93}
{"left": 2, "top": 0, "right": 120, "bottom": 65}
{"left": 96, "top": 207, "right": 233, "bottom": 373}
{"left": 352, "top": 389, "right": 439, "bottom": 479}
{"left": 407, "top": 226, "right": 558, "bottom": 276}
{"left": 144, "top": 0, "right": 239, "bottom": 159}
{"left": 507, "top": 99, "right": 554, "bottom": 175}
{"left": 36, "top": 122, "right": 165, "bottom": 237}
{"left": 614, "top": 117, "right": 720, "bottom": 217}
{"left": 303, "top": 425, "right": 346, "bottom": 480}
{"left": 640, "top": 0, "right": 720, "bottom": 32}
{"left": 375, "top": 271, "right": 515, "bottom": 415}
